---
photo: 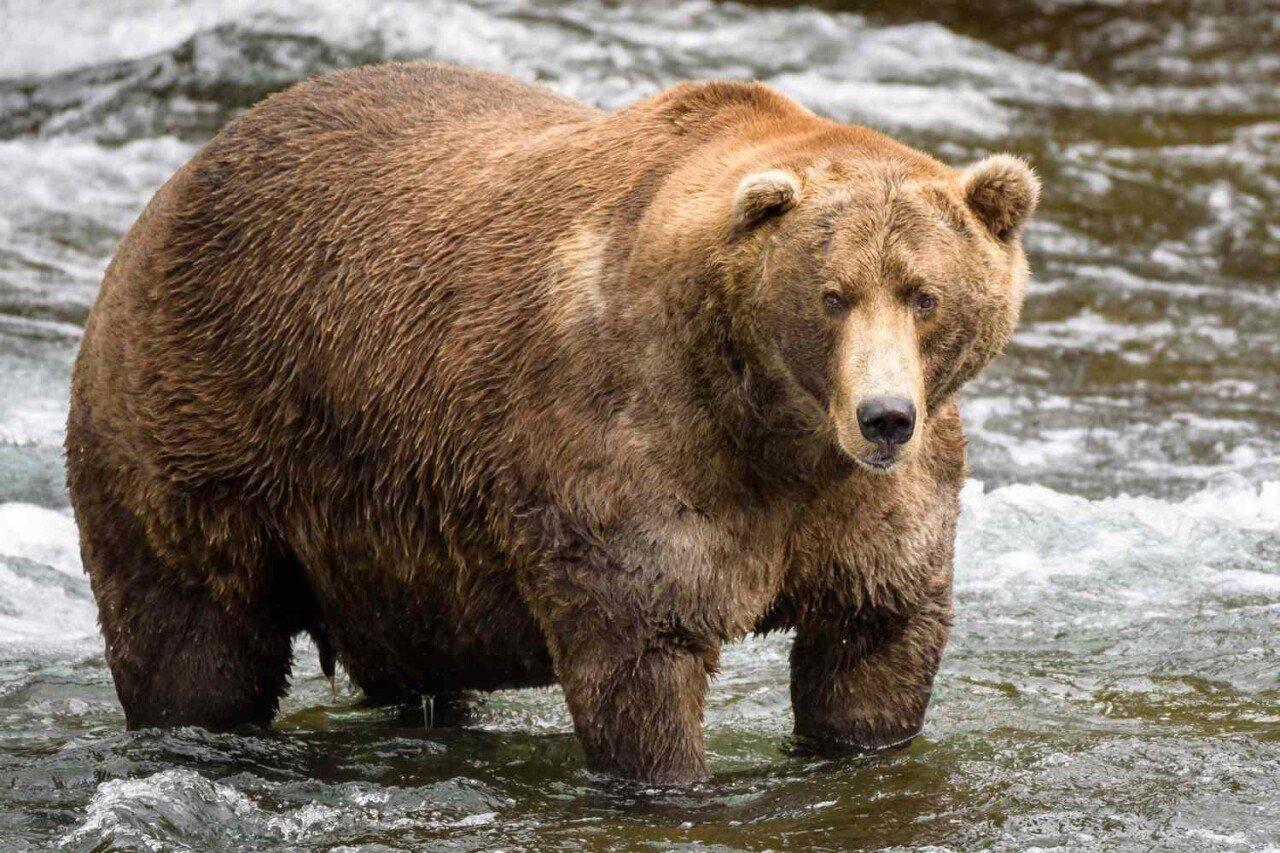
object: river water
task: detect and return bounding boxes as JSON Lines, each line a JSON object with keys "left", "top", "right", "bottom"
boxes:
{"left": 0, "top": 0, "right": 1277, "bottom": 849}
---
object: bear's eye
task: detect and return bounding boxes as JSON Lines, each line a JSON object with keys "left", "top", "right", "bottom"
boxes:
{"left": 822, "top": 291, "right": 847, "bottom": 314}
{"left": 911, "top": 291, "right": 938, "bottom": 317}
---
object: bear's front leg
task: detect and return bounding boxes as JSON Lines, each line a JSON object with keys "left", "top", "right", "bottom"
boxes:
{"left": 524, "top": 562, "right": 718, "bottom": 783}
{"left": 790, "top": 577, "right": 952, "bottom": 753}
{"left": 558, "top": 634, "right": 714, "bottom": 783}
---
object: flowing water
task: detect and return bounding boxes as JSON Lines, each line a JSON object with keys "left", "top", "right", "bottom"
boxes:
{"left": 0, "top": 0, "right": 1277, "bottom": 849}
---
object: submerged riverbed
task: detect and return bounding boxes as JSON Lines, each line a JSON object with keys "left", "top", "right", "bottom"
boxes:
{"left": 1, "top": 0, "right": 1277, "bottom": 849}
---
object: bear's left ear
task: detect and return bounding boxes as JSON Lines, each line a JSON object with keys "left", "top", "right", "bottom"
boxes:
{"left": 963, "top": 154, "right": 1040, "bottom": 240}
{"left": 733, "top": 170, "right": 800, "bottom": 231}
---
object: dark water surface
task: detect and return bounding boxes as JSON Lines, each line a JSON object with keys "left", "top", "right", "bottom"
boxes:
{"left": 0, "top": 0, "right": 1277, "bottom": 849}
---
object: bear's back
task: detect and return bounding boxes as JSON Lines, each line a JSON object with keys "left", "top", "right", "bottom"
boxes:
{"left": 77, "top": 65, "right": 596, "bottom": 453}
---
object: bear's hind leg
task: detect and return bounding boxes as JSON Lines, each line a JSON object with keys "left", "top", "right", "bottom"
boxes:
{"left": 77, "top": 491, "right": 295, "bottom": 731}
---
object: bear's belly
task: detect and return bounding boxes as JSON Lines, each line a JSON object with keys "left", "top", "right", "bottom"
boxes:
{"left": 307, "top": 553, "right": 557, "bottom": 701}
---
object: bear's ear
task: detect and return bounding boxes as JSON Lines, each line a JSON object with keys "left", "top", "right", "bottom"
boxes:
{"left": 962, "top": 154, "right": 1040, "bottom": 240}
{"left": 733, "top": 170, "right": 800, "bottom": 231}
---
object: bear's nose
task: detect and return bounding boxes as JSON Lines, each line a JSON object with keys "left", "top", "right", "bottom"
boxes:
{"left": 856, "top": 395, "right": 916, "bottom": 446}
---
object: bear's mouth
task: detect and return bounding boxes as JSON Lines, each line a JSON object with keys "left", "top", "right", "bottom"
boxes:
{"left": 855, "top": 447, "right": 902, "bottom": 473}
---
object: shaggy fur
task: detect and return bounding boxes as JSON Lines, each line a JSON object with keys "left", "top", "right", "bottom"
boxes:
{"left": 67, "top": 62, "right": 1037, "bottom": 783}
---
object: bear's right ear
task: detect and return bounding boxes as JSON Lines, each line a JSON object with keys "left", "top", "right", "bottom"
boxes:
{"left": 733, "top": 170, "right": 800, "bottom": 232}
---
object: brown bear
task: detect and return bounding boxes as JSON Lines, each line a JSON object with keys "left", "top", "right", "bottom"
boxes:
{"left": 66, "top": 62, "right": 1037, "bottom": 783}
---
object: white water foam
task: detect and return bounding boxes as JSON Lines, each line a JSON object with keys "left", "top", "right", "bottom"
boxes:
{"left": 0, "top": 136, "right": 196, "bottom": 487}
{"left": 0, "top": 502, "right": 95, "bottom": 645}
{"left": 61, "top": 769, "right": 261, "bottom": 851}
{"left": 955, "top": 477, "right": 1280, "bottom": 623}
{"left": 59, "top": 767, "right": 510, "bottom": 850}
{"left": 0, "top": 0, "right": 264, "bottom": 78}
{"left": 0, "top": 135, "right": 195, "bottom": 296}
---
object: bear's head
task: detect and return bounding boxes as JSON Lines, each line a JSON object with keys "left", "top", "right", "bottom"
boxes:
{"left": 636, "top": 139, "right": 1038, "bottom": 478}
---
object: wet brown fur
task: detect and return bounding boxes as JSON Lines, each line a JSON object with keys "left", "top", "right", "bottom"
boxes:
{"left": 66, "top": 63, "right": 1037, "bottom": 782}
